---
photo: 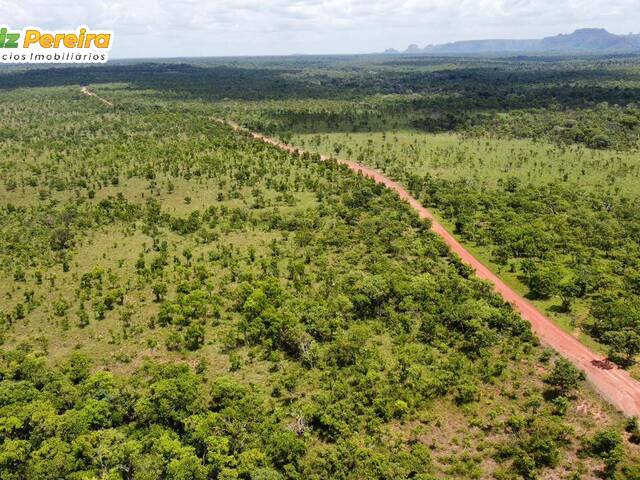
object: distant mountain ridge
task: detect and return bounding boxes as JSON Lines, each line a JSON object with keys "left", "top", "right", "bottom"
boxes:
{"left": 388, "top": 28, "right": 640, "bottom": 55}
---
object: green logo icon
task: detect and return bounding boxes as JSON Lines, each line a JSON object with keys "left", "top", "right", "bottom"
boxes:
{"left": 0, "top": 27, "right": 20, "bottom": 48}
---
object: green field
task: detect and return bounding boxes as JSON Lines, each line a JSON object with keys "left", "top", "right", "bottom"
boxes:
{"left": 292, "top": 131, "right": 640, "bottom": 194}
{"left": 1, "top": 55, "right": 640, "bottom": 479}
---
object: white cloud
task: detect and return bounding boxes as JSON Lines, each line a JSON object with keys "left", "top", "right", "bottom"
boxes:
{"left": 0, "top": 0, "right": 638, "bottom": 57}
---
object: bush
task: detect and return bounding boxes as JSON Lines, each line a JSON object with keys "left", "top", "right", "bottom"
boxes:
{"left": 583, "top": 429, "right": 624, "bottom": 474}
{"left": 184, "top": 324, "right": 205, "bottom": 351}
{"left": 545, "top": 359, "right": 585, "bottom": 396}
{"left": 165, "top": 330, "right": 183, "bottom": 351}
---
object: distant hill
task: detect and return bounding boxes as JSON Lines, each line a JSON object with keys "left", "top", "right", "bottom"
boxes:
{"left": 540, "top": 28, "right": 640, "bottom": 51}
{"left": 422, "top": 39, "right": 541, "bottom": 54}
{"left": 389, "top": 28, "right": 640, "bottom": 55}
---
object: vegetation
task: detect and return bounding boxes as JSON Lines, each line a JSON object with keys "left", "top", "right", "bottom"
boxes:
{"left": 192, "top": 54, "right": 640, "bottom": 371}
{"left": 1, "top": 53, "right": 640, "bottom": 478}
{"left": 291, "top": 128, "right": 640, "bottom": 368}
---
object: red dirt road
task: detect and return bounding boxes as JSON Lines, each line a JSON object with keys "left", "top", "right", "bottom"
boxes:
{"left": 221, "top": 118, "right": 640, "bottom": 417}
{"left": 79, "top": 87, "right": 640, "bottom": 416}
{"left": 80, "top": 86, "right": 114, "bottom": 107}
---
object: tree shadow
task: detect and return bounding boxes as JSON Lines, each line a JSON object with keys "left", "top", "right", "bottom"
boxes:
{"left": 547, "top": 304, "right": 570, "bottom": 314}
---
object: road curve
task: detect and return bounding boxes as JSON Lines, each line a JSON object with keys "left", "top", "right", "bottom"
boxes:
{"left": 78, "top": 87, "right": 640, "bottom": 416}
{"left": 218, "top": 118, "right": 640, "bottom": 417}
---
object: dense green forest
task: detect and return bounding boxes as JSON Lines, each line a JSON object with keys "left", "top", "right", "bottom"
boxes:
{"left": 4, "top": 55, "right": 640, "bottom": 150}
{"left": 1, "top": 55, "right": 640, "bottom": 479}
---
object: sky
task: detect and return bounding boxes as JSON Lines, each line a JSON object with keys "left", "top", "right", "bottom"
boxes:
{"left": 1, "top": 0, "right": 639, "bottom": 58}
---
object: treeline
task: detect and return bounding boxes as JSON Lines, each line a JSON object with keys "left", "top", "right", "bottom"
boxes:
{"left": 1, "top": 85, "right": 637, "bottom": 478}
{"left": 2, "top": 55, "right": 640, "bottom": 149}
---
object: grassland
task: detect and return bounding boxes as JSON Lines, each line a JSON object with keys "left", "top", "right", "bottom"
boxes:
{"left": 1, "top": 55, "right": 640, "bottom": 479}
{"left": 292, "top": 131, "right": 640, "bottom": 194}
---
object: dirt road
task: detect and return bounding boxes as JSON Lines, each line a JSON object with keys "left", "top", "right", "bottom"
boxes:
{"left": 80, "top": 86, "right": 114, "bottom": 107}
{"left": 79, "top": 87, "right": 640, "bottom": 416}
{"left": 218, "top": 118, "right": 640, "bottom": 417}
